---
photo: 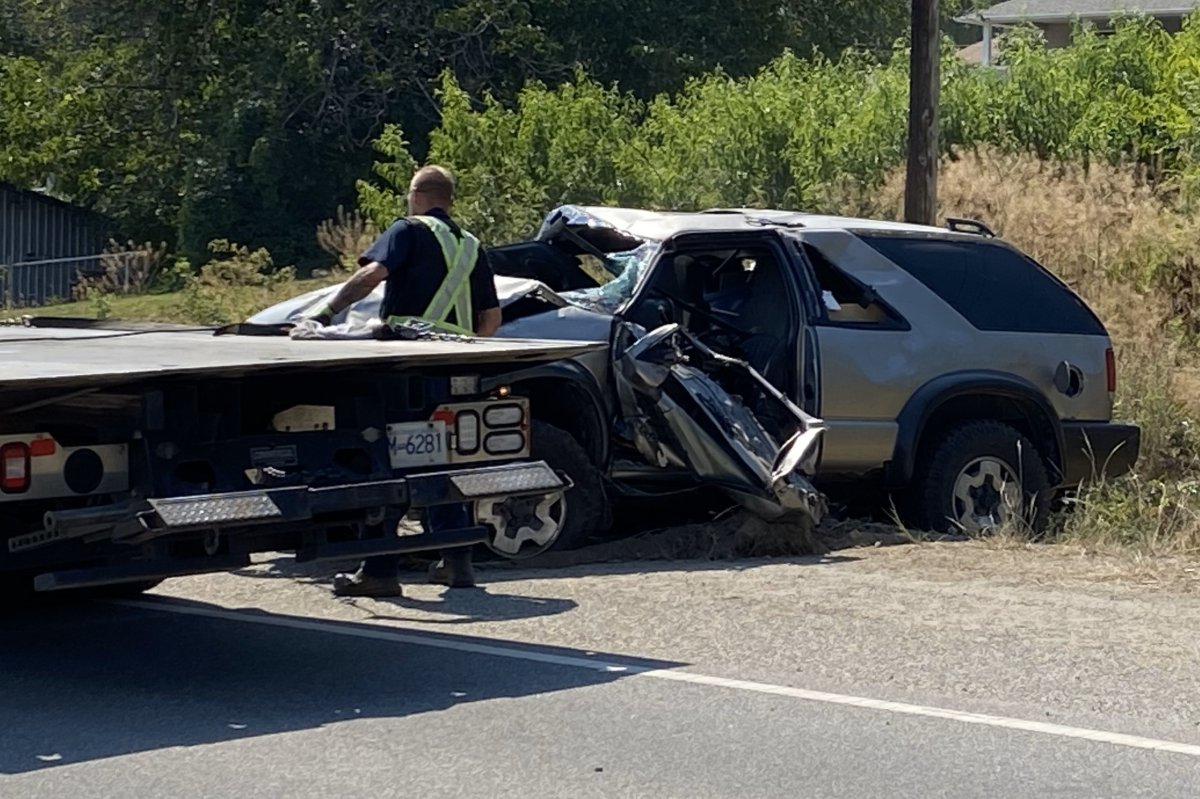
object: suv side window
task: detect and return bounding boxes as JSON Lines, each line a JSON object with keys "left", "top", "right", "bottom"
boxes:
{"left": 801, "top": 242, "right": 907, "bottom": 329}
{"left": 860, "top": 236, "right": 1106, "bottom": 335}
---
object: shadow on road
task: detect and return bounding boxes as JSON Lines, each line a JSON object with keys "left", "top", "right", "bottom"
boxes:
{"left": 0, "top": 597, "right": 679, "bottom": 775}
{"left": 347, "top": 586, "right": 580, "bottom": 625}
{"left": 233, "top": 550, "right": 863, "bottom": 591}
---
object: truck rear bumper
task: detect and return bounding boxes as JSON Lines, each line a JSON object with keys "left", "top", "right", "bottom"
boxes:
{"left": 142, "top": 462, "right": 564, "bottom": 533}
{"left": 41, "top": 461, "right": 563, "bottom": 539}
{"left": 1059, "top": 422, "right": 1141, "bottom": 487}
{"left": 28, "top": 461, "right": 565, "bottom": 592}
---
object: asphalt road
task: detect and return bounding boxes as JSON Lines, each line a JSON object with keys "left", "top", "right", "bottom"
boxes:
{"left": 2, "top": 546, "right": 1200, "bottom": 798}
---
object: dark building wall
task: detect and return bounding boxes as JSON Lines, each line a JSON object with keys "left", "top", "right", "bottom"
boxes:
{"left": 0, "top": 183, "right": 111, "bottom": 306}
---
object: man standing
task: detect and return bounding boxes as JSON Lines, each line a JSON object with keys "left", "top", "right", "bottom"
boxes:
{"left": 306, "top": 165, "right": 501, "bottom": 598}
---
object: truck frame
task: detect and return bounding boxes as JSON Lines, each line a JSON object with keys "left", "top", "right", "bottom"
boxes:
{"left": 1, "top": 317, "right": 603, "bottom": 595}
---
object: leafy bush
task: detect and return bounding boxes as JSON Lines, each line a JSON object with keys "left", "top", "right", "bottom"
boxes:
{"left": 178, "top": 240, "right": 296, "bottom": 325}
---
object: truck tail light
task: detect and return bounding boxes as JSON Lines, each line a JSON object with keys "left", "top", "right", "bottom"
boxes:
{"left": 483, "top": 403, "right": 524, "bottom": 427}
{"left": 1, "top": 442, "right": 31, "bottom": 493}
{"left": 484, "top": 431, "right": 526, "bottom": 456}
{"left": 455, "top": 411, "right": 480, "bottom": 455}
{"left": 1106, "top": 347, "right": 1116, "bottom": 393}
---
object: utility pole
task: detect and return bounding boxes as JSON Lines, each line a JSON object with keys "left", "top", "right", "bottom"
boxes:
{"left": 905, "top": 0, "right": 940, "bottom": 225}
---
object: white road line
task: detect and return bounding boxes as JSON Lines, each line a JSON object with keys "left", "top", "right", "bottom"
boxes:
{"left": 117, "top": 598, "right": 1200, "bottom": 758}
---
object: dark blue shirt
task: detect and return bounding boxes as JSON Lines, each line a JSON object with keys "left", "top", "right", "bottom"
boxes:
{"left": 359, "top": 207, "right": 500, "bottom": 329}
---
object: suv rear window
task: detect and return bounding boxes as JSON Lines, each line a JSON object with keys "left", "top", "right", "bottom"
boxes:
{"left": 860, "top": 236, "right": 1106, "bottom": 336}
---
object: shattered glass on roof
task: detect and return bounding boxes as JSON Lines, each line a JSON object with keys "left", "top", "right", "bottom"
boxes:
{"left": 560, "top": 243, "right": 657, "bottom": 315}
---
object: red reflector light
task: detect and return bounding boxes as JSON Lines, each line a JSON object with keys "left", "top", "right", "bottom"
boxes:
{"left": 1106, "top": 347, "right": 1116, "bottom": 393}
{"left": 29, "top": 438, "right": 56, "bottom": 457}
{"left": 1, "top": 442, "right": 31, "bottom": 493}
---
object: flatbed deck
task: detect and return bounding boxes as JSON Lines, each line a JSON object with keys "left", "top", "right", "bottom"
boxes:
{"left": 0, "top": 322, "right": 604, "bottom": 392}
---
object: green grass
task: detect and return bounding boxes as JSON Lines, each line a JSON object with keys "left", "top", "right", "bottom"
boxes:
{"left": 30, "top": 291, "right": 186, "bottom": 321}
{"left": 18, "top": 278, "right": 334, "bottom": 324}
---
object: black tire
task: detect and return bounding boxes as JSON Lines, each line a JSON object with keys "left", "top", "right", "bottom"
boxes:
{"left": 530, "top": 420, "right": 609, "bottom": 550}
{"left": 910, "top": 420, "right": 1051, "bottom": 536}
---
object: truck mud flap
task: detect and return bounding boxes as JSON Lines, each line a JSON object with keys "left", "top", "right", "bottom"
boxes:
{"left": 615, "top": 323, "right": 827, "bottom": 523}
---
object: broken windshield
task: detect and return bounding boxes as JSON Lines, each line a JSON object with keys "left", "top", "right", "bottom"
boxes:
{"left": 559, "top": 243, "right": 656, "bottom": 315}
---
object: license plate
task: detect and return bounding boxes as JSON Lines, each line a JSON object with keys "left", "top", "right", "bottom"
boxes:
{"left": 386, "top": 421, "right": 449, "bottom": 469}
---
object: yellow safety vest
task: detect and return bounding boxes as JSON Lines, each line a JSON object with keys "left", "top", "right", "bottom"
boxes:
{"left": 385, "top": 215, "right": 480, "bottom": 336}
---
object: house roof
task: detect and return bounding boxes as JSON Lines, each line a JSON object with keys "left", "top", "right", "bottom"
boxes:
{"left": 959, "top": 0, "right": 1200, "bottom": 25}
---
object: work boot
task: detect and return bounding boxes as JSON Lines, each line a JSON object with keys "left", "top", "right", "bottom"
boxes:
{"left": 331, "top": 568, "right": 403, "bottom": 598}
{"left": 427, "top": 549, "right": 476, "bottom": 588}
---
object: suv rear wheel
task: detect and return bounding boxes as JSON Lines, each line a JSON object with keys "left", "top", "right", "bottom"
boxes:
{"left": 912, "top": 421, "right": 1051, "bottom": 536}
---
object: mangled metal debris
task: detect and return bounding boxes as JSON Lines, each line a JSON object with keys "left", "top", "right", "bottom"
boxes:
{"left": 615, "top": 323, "right": 826, "bottom": 525}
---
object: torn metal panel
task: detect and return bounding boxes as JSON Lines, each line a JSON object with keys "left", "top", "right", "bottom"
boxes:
{"left": 616, "top": 324, "right": 827, "bottom": 524}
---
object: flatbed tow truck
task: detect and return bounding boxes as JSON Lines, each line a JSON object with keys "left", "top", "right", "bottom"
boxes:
{"left": 0, "top": 316, "right": 603, "bottom": 596}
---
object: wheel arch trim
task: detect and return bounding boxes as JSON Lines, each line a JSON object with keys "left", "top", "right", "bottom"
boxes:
{"left": 885, "top": 371, "right": 1065, "bottom": 489}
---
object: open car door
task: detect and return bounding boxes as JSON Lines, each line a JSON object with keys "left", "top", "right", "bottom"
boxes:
{"left": 613, "top": 322, "right": 827, "bottom": 524}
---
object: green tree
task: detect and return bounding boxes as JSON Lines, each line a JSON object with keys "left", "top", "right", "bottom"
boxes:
{"left": 0, "top": 0, "right": 937, "bottom": 263}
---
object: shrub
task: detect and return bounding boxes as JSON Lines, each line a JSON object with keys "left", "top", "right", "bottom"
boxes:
{"left": 316, "top": 205, "right": 378, "bottom": 274}
{"left": 73, "top": 239, "right": 169, "bottom": 300}
{"left": 178, "top": 240, "right": 296, "bottom": 325}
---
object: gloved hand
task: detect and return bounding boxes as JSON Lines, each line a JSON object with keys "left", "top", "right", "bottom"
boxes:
{"left": 305, "top": 303, "right": 335, "bottom": 327}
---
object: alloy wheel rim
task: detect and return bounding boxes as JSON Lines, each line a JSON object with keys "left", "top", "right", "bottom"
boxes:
{"left": 951, "top": 456, "right": 1023, "bottom": 534}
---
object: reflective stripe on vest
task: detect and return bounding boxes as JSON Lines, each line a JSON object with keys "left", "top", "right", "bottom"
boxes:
{"left": 406, "top": 214, "right": 479, "bottom": 334}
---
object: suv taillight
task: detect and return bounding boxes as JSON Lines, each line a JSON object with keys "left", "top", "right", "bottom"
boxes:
{"left": 1106, "top": 347, "right": 1116, "bottom": 393}
{"left": 1, "top": 442, "right": 31, "bottom": 493}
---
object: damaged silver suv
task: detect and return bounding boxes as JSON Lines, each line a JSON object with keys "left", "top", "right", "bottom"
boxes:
{"left": 254, "top": 206, "right": 1140, "bottom": 546}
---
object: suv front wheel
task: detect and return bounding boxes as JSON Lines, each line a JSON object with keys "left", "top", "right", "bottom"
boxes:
{"left": 912, "top": 420, "right": 1051, "bottom": 536}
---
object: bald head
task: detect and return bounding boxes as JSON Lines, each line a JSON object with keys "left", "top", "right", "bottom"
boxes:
{"left": 408, "top": 165, "right": 456, "bottom": 215}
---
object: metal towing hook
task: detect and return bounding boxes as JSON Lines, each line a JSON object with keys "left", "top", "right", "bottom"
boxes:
{"left": 475, "top": 471, "right": 575, "bottom": 559}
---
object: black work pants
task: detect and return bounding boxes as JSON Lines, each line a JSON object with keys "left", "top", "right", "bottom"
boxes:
{"left": 359, "top": 503, "right": 471, "bottom": 578}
